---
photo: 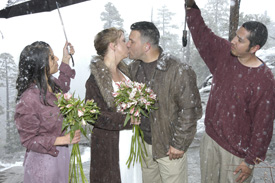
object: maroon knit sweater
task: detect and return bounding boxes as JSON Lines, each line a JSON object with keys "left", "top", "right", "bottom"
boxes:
{"left": 187, "top": 8, "right": 275, "bottom": 165}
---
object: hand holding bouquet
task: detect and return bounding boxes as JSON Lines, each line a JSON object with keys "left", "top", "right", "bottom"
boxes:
{"left": 55, "top": 92, "right": 100, "bottom": 183}
{"left": 112, "top": 80, "right": 157, "bottom": 168}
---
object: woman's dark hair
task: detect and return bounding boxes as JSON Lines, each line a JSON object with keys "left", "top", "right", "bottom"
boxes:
{"left": 94, "top": 27, "right": 124, "bottom": 57}
{"left": 242, "top": 21, "right": 268, "bottom": 49}
{"left": 16, "top": 41, "right": 60, "bottom": 104}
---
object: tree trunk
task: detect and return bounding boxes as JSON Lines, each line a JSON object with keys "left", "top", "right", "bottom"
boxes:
{"left": 229, "top": 0, "right": 241, "bottom": 41}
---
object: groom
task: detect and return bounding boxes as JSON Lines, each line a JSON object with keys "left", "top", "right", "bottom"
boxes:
{"left": 127, "top": 21, "right": 202, "bottom": 183}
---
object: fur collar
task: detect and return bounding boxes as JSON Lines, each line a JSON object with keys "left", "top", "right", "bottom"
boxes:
{"left": 90, "top": 56, "right": 130, "bottom": 109}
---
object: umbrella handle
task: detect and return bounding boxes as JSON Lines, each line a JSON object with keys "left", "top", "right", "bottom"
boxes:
{"left": 70, "top": 54, "right": 74, "bottom": 67}
{"left": 182, "top": 30, "right": 188, "bottom": 47}
{"left": 182, "top": 0, "right": 188, "bottom": 47}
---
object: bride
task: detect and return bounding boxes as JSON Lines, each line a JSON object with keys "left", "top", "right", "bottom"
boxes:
{"left": 85, "top": 27, "right": 142, "bottom": 183}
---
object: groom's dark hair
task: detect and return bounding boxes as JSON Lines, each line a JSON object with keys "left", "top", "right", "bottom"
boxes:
{"left": 130, "top": 21, "right": 160, "bottom": 46}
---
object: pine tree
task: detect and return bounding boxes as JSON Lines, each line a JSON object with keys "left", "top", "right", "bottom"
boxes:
{"left": 0, "top": 53, "right": 23, "bottom": 153}
{"left": 100, "top": 2, "right": 124, "bottom": 29}
{"left": 201, "top": 0, "right": 230, "bottom": 39}
{"left": 154, "top": 5, "right": 181, "bottom": 56}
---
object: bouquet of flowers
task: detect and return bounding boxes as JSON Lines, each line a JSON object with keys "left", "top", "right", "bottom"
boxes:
{"left": 112, "top": 80, "right": 157, "bottom": 168}
{"left": 55, "top": 92, "right": 100, "bottom": 183}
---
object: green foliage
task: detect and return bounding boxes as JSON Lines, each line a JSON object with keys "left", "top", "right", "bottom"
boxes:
{"left": 55, "top": 92, "right": 100, "bottom": 183}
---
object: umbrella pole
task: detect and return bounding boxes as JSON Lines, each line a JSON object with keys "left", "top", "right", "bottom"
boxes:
{"left": 0, "top": 30, "right": 3, "bottom": 39}
{"left": 56, "top": 2, "right": 75, "bottom": 66}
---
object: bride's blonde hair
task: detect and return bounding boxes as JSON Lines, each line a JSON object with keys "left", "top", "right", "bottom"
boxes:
{"left": 94, "top": 27, "right": 124, "bottom": 57}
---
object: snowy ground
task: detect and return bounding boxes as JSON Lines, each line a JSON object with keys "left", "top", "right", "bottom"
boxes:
{"left": 0, "top": 137, "right": 274, "bottom": 183}
{"left": 0, "top": 90, "right": 274, "bottom": 183}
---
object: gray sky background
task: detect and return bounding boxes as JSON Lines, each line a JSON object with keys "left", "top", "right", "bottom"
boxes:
{"left": 0, "top": 0, "right": 274, "bottom": 98}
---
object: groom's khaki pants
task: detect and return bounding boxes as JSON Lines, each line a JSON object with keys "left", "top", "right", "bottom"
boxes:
{"left": 141, "top": 142, "right": 188, "bottom": 183}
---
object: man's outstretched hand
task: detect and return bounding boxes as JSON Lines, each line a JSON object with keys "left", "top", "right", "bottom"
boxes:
{"left": 185, "top": 0, "right": 195, "bottom": 8}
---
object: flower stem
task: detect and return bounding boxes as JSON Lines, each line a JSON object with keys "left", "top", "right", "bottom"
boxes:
{"left": 126, "top": 125, "right": 148, "bottom": 168}
{"left": 68, "top": 143, "right": 88, "bottom": 183}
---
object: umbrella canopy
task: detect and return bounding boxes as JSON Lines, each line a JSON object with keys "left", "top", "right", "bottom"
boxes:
{"left": 0, "top": 0, "right": 90, "bottom": 18}
{"left": 0, "top": 0, "right": 91, "bottom": 66}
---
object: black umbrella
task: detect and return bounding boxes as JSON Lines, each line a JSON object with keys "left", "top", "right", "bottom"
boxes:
{"left": 0, "top": 0, "right": 90, "bottom": 18}
{"left": 0, "top": 0, "right": 91, "bottom": 66}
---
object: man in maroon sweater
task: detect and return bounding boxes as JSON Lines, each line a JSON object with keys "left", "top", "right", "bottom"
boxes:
{"left": 186, "top": 0, "right": 275, "bottom": 183}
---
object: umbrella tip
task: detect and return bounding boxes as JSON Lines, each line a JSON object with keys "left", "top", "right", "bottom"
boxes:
{"left": 56, "top": 1, "right": 60, "bottom": 7}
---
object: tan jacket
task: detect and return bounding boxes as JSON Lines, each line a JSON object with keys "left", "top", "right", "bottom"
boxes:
{"left": 129, "top": 50, "right": 202, "bottom": 159}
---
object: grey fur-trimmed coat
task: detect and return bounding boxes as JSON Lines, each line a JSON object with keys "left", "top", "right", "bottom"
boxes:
{"left": 85, "top": 57, "right": 132, "bottom": 183}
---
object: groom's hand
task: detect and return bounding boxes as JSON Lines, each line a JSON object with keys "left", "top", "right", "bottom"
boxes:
{"left": 166, "top": 146, "right": 184, "bottom": 160}
{"left": 186, "top": 0, "right": 195, "bottom": 8}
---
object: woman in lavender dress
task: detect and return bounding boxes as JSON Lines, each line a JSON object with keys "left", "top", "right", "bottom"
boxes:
{"left": 14, "top": 41, "right": 81, "bottom": 183}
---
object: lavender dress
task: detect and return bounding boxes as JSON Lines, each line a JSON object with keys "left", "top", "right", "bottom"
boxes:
{"left": 14, "top": 63, "right": 75, "bottom": 183}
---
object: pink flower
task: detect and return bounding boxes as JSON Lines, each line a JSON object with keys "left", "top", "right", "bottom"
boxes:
{"left": 90, "top": 109, "right": 96, "bottom": 113}
{"left": 145, "top": 102, "right": 151, "bottom": 110}
{"left": 56, "top": 93, "right": 62, "bottom": 99}
{"left": 134, "top": 110, "right": 139, "bottom": 117}
{"left": 64, "top": 93, "right": 72, "bottom": 100}
{"left": 115, "top": 82, "right": 122, "bottom": 88}
{"left": 149, "top": 94, "right": 157, "bottom": 100}
{"left": 130, "top": 107, "right": 135, "bottom": 114}
{"left": 125, "top": 80, "right": 132, "bottom": 88}
{"left": 66, "top": 104, "right": 73, "bottom": 108}
{"left": 120, "top": 103, "right": 127, "bottom": 110}
{"left": 112, "top": 92, "right": 119, "bottom": 97}
{"left": 145, "top": 88, "right": 152, "bottom": 94}
{"left": 78, "top": 109, "right": 84, "bottom": 117}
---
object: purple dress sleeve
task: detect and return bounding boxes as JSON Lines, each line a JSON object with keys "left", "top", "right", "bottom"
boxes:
{"left": 54, "top": 62, "right": 75, "bottom": 93}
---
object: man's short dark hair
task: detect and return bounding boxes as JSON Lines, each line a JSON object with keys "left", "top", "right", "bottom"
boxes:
{"left": 242, "top": 21, "right": 268, "bottom": 49}
{"left": 130, "top": 21, "right": 160, "bottom": 46}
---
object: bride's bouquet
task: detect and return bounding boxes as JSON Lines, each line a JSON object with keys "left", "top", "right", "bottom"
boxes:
{"left": 112, "top": 80, "right": 157, "bottom": 168}
{"left": 55, "top": 92, "right": 100, "bottom": 183}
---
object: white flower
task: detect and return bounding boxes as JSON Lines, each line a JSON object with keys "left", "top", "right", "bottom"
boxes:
{"left": 121, "top": 102, "right": 127, "bottom": 110}
{"left": 129, "top": 88, "right": 137, "bottom": 99}
{"left": 81, "top": 119, "right": 87, "bottom": 126}
{"left": 78, "top": 109, "right": 84, "bottom": 117}
{"left": 90, "top": 109, "right": 97, "bottom": 113}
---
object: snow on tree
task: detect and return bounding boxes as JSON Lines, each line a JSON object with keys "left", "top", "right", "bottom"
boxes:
{"left": 100, "top": 2, "right": 124, "bottom": 29}
{"left": 0, "top": 53, "right": 22, "bottom": 153}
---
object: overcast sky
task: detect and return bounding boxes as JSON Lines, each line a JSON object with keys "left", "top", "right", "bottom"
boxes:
{"left": 0, "top": 0, "right": 274, "bottom": 98}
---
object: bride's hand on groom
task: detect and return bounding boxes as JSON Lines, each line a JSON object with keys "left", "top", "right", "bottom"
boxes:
{"left": 130, "top": 116, "right": 141, "bottom": 125}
